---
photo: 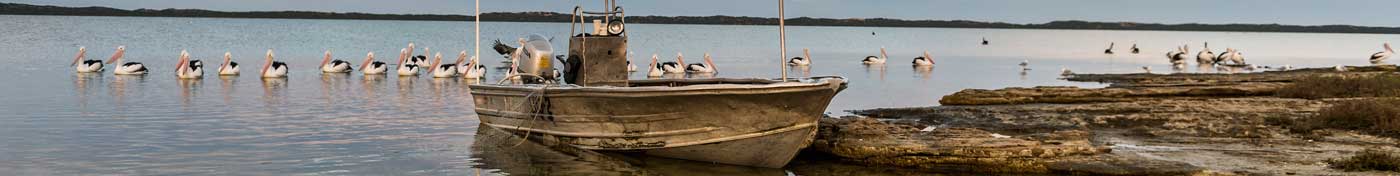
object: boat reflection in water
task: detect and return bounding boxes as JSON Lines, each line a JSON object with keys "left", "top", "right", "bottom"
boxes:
{"left": 470, "top": 124, "right": 789, "bottom": 176}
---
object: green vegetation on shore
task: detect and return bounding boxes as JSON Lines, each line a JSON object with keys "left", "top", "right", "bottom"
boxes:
{"left": 7, "top": 2, "right": 1400, "bottom": 34}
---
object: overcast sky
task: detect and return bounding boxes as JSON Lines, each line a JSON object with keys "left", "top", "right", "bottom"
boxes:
{"left": 9, "top": 0, "right": 1400, "bottom": 27}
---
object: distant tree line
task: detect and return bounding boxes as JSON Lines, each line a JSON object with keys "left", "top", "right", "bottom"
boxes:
{"left": 6, "top": 2, "right": 1400, "bottom": 34}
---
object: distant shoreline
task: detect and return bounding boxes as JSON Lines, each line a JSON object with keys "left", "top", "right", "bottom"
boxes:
{"left": 7, "top": 2, "right": 1400, "bottom": 34}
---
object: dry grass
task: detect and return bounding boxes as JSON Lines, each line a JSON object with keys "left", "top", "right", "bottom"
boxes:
{"left": 1282, "top": 99, "right": 1400, "bottom": 138}
{"left": 1329, "top": 150, "right": 1400, "bottom": 172}
{"left": 1277, "top": 74, "right": 1400, "bottom": 99}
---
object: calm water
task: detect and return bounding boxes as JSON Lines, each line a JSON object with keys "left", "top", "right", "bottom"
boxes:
{"left": 3, "top": 15, "right": 1397, "bottom": 175}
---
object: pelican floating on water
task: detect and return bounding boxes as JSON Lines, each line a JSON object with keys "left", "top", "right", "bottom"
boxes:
{"left": 912, "top": 51, "right": 934, "bottom": 66}
{"left": 261, "top": 50, "right": 288, "bottom": 78}
{"left": 1131, "top": 44, "right": 1140, "bottom": 54}
{"left": 360, "top": 52, "right": 387, "bottom": 75}
{"left": 863, "top": 47, "right": 888, "bottom": 64}
{"left": 1197, "top": 42, "right": 1215, "bottom": 65}
{"left": 788, "top": 48, "right": 811, "bottom": 66}
{"left": 108, "top": 46, "right": 148, "bottom": 75}
{"left": 1169, "top": 45, "right": 1189, "bottom": 65}
{"left": 429, "top": 52, "right": 458, "bottom": 78}
{"left": 218, "top": 52, "right": 239, "bottom": 75}
{"left": 982, "top": 38, "right": 989, "bottom": 45}
{"left": 660, "top": 53, "right": 685, "bottom": 73}
{"left": 685, "top": 53, "right": 718, "bottom": 73}
{"left": 627, "top": 52, "right": 638, "bottom": 72}
{"left": 1223, "top": 48, "right": 1246, "bottom": 64}
{"left": 461, "top": 51, "right": 486, "bottom": 79}
{"left": 70, "top": 47, "right": 104, "bottom": 73}
{"left": 1104, "top": 43, "right": 1115, "bottom": 54}
{"left": 1371, "top": 43, "right": 1393, "bottom": 64}
{"left": 175, "top": 50, "right": 203, "bottom": 79}
{"left": 396, "top": 48, "right": 420, "bottom": 76}
{"left": 647, "top": 54, "right": 664, "bottom": 77}
{"left": 320, "top": 50, "right": 352, "bottom": 73}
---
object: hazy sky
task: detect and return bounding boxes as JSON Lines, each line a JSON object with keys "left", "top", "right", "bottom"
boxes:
{"left": 9, "top": 0, "right": 1400, "bottom": 27}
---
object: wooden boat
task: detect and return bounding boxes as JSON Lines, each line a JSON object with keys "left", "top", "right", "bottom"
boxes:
{"left": 470, "top": 77, "right": 845, "bottom": 168}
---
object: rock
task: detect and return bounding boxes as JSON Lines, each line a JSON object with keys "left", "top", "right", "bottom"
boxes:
{"left": 939, "top": 83, "right": 1286, "bottom": 105}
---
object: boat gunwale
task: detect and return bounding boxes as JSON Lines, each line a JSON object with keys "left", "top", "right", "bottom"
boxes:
{"left": 468, "top": 76, "right": 845, "bottom": 96}
{"left": 483, "top": 121, "right": 819, "bottom": 150}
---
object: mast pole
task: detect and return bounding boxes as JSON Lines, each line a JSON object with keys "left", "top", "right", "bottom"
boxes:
{"left": 779, "top": 0, "right": 788, "bottom": 81}
{"left": 474, "top": 0, "right": 480, "bottom": 66}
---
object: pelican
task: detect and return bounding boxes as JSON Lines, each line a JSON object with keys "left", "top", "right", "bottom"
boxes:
{"left": 360, "top": 52, "right": 387, "bottom": 75}
{"left": 429, "top": 52, "right": 458, "bottom": 78}
{"left": 415, "top": 47, "right": 431, "bottom": 66}
{"left": 982, "top": 38, "right": 989, "bottom": 45}
{"left": 461, "top": 52, "right": 486, "bottom": 79}
{"left": 788, "top": 48, "right": 811, "bottom": 66}
{"left": 1371, "top": 43, "right": 1393, "bottom": 64}
{"left": 862, "top": 47, "right": 888, "bottom": 64}
{"left": 320, "top": 50, "right": 352, "bottom": 73}
{"left": 1018, "top": 59, "right": 1030, "bottom": 70}
{"left": 1225, "top": 48, "right": 1246, "bottom": 64}
{"left": 1142, "top": 66, "right": 1152, "bottom": 73}
{"left": 70, "top": 47, "right": 104, "bottom": 73}
{"left": 406, "top": 43, "right": 429, "bottom": 67}
{"left": 912, "top": 51, "right": 934, "bottom": 66}
{"left": 396, "top": 48, "right": 421, "bottom": 76}
{"left": 685, "top": 53, "right": 717, "bottom": 73}
{"left": 1060, "top": 68, "right": 1074, "bottom": 76}
{"left": 1335, "top": 65, "right": 1348, "bottom": 72}
{"left": 175, "top": 50, "right": 203, "bottom": 79}
{"left": 660, "top": 53, "right": 684, "bottom": 73}
{"left": 1169, "top": 46, "right": 1189, "bottom": 65}
{"left": 1131, "top": 44, "right": 1140, "bottom": 54}
{"left": 108, "top": 46, "right": 148, "bottom": 75}
{"left": 1197, "top": 42, "right": 1215, "bottom": 65}
{"left": 217, "top": 52, "right": 239, "bottom": 75}
{"left": 260, "top": 50, "right": 288, "bottom": 78}
{"left": 624, "top": 52, "right": 637, "bottom": 72}
{"left": 1104, "top": 43, "right": 1115, "bottom": 54}
{"left": 647, "top": 54, "right": 664, "bottom": 77}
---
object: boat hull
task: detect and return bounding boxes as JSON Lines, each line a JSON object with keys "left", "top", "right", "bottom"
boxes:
{"left": 470, "top": 77, "right": 844, "bottom": 168}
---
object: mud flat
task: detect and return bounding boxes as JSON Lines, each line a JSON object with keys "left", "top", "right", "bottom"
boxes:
{"left": 802, "top": 65, "right": 1400, "bottom": 175}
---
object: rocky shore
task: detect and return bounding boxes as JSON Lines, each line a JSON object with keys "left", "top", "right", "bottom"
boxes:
{"left": 802, "top": 65, "right": 1400, "bottom": 175}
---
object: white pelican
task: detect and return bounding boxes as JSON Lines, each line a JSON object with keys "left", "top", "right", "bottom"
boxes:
{"left": 360, "top": 52, "right": 387, "bottom": 75}
{"left": 1018, "top": 59, "right": 1029, "bottom": 70}
{"left": 788, "top": 48, "right": 811, "bottom": 66}
{"left": 108, "top": 46, "right": 148, "bottom": 75}
{"left": 320, "top": 50, "right": 352, "bottom": 73}
{"left": 415, "top": 47, "right": 431, "bottom": 66}
{"left": 1225, "top": 48, "right": 1246, "bottom": 64}
{"left": 1104, "top": 43, "right": 1115, "bottom": 54}
{"left": 1142, "top": 66, "right": 1152, "bottom": 74}
{"left": 429, "top": 52, "right": 458, "bottom": 78}
{"left": 70, "top": 47, "right": 104, "bottom": 73}
{"left": 862, "top": 47, "right": 887, "bottom": 64}
{"left": 912, "top": 51, "right": 934, "bottom": 66}
{"left": 396, "top": 48, "right": 421, "bottom": 76}
{"left": 647, "top": 54, "right": 664, "bottom": 77}
{"left": 261, "top": 50, "right": 288, "bottom": 78}
{"left": 1060, "top": 68, "right": 1074, "bottom": 76}
{"left": 175, "top": 50, "right": 203, "bottom": 79}
{"left": 1169, "top": 45, "right": 1189, "bottom": 65}
{"left": 1131, "top": 44, "right": 1140, "bottom": 54}
{"left": 982, "top": 38, "right": 989, "bottom": 45}
{"left": 1371, "top": 43, "right": 1393, "bottom": 64}
{"left": 1197, "top": 42, "right": 1215, "bottom": 65}
{"left": 461, "top": 53, "right": 486, "bottom": 79}
{"left": 406, "top": 43, "right": 429, "bottom": 67}
{"left": 218, "top": 52, "right": 239, "bottom": 75}
{"left": 627, "top": 52, "right": 638, "bottom": 72}
{"left": 660, "top": 53, "right": 684, "bottom": 73}
{"left": 686, "top": 53, "right": 717, "bottom": 73}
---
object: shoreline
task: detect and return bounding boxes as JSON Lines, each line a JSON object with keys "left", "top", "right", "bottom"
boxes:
{"left": 797, "top": 65, "right": 1400, "bottom": 175}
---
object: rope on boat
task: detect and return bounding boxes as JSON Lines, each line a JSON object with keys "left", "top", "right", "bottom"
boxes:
{"left": 506, "top": 83, "right": 551, "bottom": 147}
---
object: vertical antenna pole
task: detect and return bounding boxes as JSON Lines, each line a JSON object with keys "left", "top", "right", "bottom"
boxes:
{"left": 779, "top": 0, "right": 788, "bottom": 81}
{"left": 474, "top": 0, "right": 480, "bottom": 67}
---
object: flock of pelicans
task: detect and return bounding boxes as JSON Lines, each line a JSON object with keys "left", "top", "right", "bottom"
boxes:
{"left": 1101, "top": 41, "right": 1396, "bottom": 73}
{"left": 70, "top": 42, "right": 517, "bottom": 80}
{"left": 69, "top": 38, "right": 1400, "bottom": 80}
